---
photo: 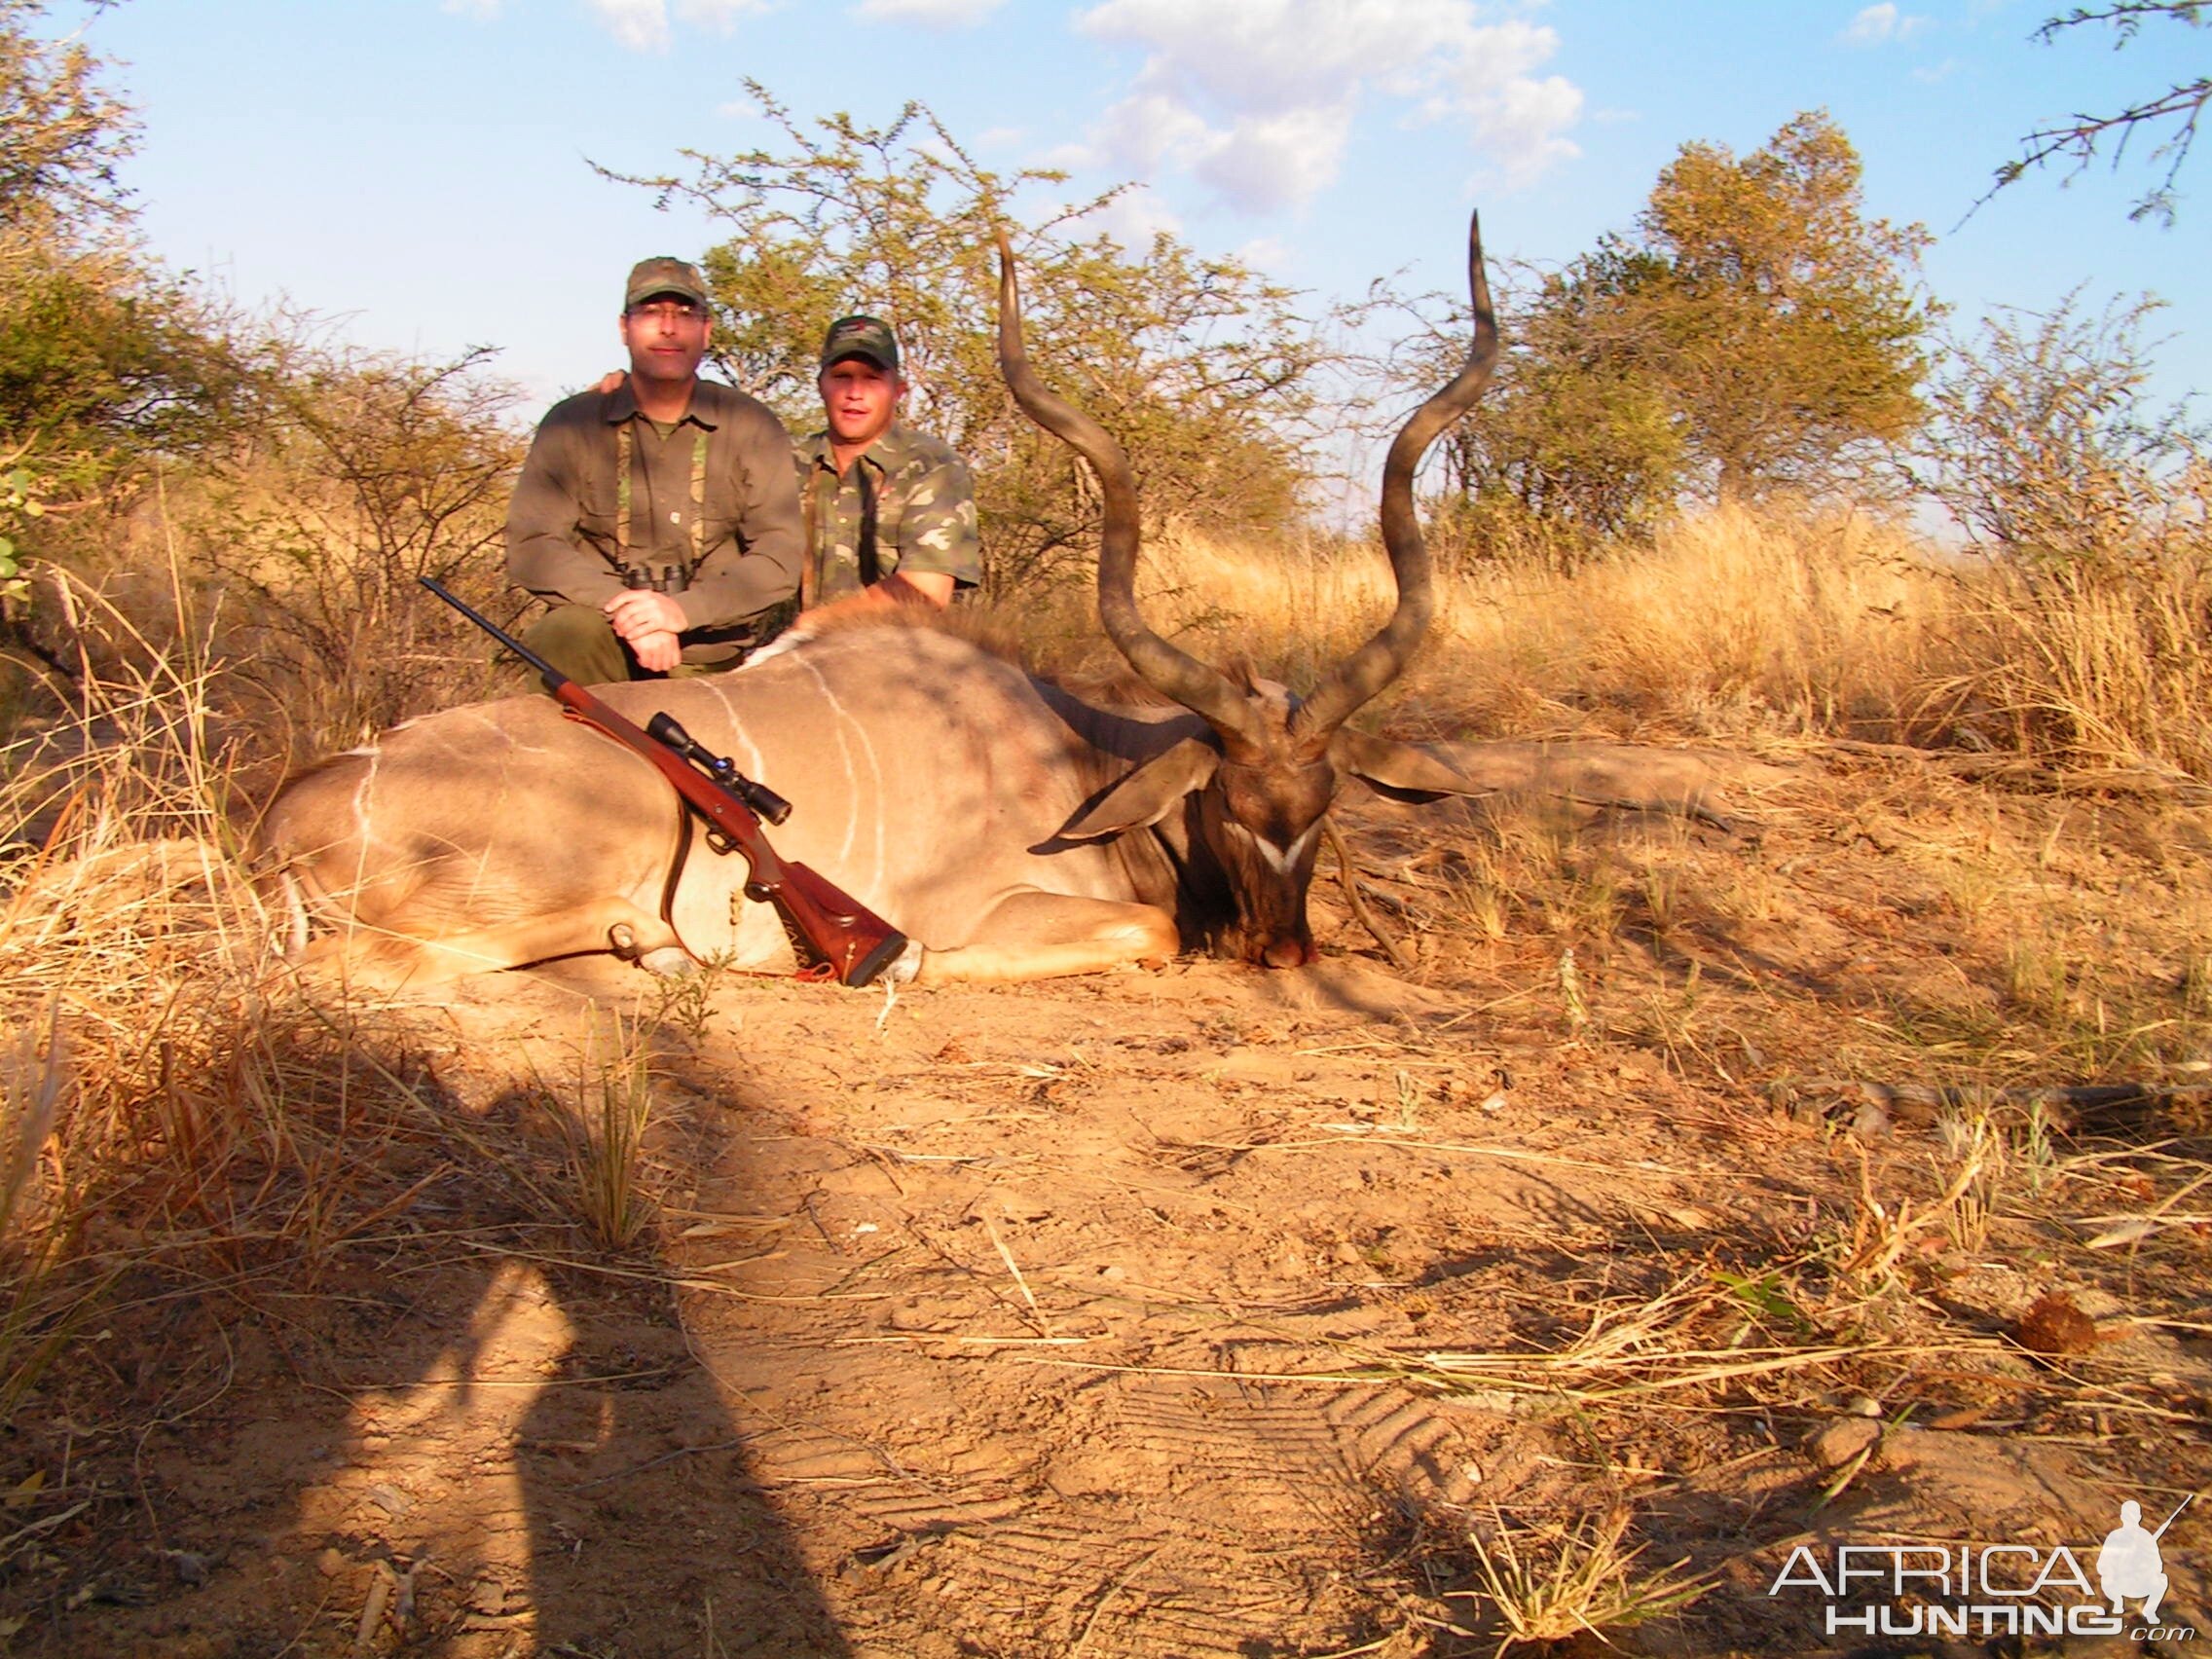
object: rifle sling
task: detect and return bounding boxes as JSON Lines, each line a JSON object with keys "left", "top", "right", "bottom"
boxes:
{"left": 560, "top": 704, "right": 824, "bottom": 971}
{"left": 658, "top": 790, "right": 695, "bottom": 950}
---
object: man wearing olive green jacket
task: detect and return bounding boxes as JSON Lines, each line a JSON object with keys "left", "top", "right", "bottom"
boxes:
{"left": 505, "top": 256, "right": 804, "bottom": 684}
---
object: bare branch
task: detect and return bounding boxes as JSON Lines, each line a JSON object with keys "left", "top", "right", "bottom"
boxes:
{"left": 1974, "top": 2, "right": 2209, "bottom": 223}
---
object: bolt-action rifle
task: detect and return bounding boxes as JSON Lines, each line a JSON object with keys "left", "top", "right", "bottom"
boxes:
{"left": 421, "top": 577, "right": 910, "bottom": 988}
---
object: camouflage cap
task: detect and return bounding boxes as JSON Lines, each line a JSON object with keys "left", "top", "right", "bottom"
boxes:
{"left": 624, "top": 256, "right": 710, "bottom": 312}
{"left": 819, "top": 314, "right": 900, "bottom": 374}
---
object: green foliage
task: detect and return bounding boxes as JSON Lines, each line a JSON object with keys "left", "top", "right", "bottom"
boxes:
{"left": 0, "top": 237, "right": 247, "bottom": 488}
{"left": 0, "top": 12, "right": 520, "bottom": 750}
{"left": 1423, "top": 112, "right": 1935, "bottom": 564}
{"left": 0, "top": 2, "right": 247, "bottom": 626}
{"left": 1426, "top": 260, "right": 1689, "bottom": 571}
{"left": 604, "top": 85, "right": 1322, "bottom": 594}
{"left": 0, "top": 460, "right": 40, "bottom": 603}
{"left": 1631, "top": 111, "right": 1935, "bottom": 499}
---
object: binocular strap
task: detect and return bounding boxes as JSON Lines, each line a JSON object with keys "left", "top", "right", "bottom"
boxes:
{"left": 614, "top": 419, "right": 710, "bottom": 587}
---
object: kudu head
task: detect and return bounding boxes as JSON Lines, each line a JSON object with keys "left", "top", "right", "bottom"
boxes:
{"left": 996, "top": 216, "right": 1500, "bottom": 967}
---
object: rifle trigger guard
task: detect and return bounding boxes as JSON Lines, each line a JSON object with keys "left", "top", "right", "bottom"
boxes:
{"left": 705, "top": 827, "right": 737, "bottom": 856}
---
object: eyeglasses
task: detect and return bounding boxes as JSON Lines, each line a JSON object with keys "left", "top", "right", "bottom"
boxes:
{"left": 627, "top": 301, "right": 708, "bottom": 324}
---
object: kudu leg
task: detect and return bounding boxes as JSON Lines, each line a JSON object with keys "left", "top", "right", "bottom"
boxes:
{"left": 916, "top": 890, "right": 1178, "bottom": 985}
{"left": 288, "top": 896, "right": 686, "bottom": 992}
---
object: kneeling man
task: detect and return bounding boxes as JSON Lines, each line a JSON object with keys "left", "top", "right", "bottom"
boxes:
{"left": 506, "top": 257, "right": 804, "bottom": 682}
{"left": 793, "top": 315, "right": 979, "bottom": 614}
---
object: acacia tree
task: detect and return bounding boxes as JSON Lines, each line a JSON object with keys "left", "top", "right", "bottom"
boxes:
{"left": 1422, "top": 111, "right": 1934, "bottom": 562}
{"left": 1994, "top": 2, "right": 2209, "bottom": 224}
{"left": 0, "top": 0, "right": 131, "bottom": 224}
{"left": 0, "top": 4, "right": 244, "bottom": 507}
{"left": 1622, "top": 111, "right": 1935, "bottom": 500}
{"left": 601, "top": 86, "right": 1323, "bottom": 594}
{"left": 0, "top": 4, "right": 511, "bottom": 741}
{"left": 186, "top": 335, "right": 524, "bottom": 748}
{"left": 0, "top": 0, "right": 252, "bottom": 699}
{"left": 1, "top": 0, "right": 130, "bottom": 602}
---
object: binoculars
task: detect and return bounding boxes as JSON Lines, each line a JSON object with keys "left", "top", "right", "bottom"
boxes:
{"left": 622, "top": 565, "right": 689, "bottom": 595}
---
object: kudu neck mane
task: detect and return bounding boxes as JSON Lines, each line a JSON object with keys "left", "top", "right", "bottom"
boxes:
{"left": 804, "top": 609, "right": 1299, "bottom": 732}
{"left": 796, "top": 601, "right": 1029, "bottom": 666}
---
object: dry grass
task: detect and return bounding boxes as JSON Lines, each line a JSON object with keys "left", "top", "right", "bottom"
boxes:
{"left": 1007, "top": 499, "right": 2212, "bottom": 1100}
{"left": 1018, "top": 501, "right": 2212, "bottom": 780}
{"left": 1455, "top": 1506, "right": 1714, "bottom": 1657}
{"left": 533, "top": 1011, "right": 660, "bottom": 1254}
{"left": 0, "top": 578, "right": 601, "bottom": 1437}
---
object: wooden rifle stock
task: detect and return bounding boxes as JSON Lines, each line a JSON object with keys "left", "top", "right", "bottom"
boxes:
{"left": 421, "top": 578, "right": 909, "bottom": 988}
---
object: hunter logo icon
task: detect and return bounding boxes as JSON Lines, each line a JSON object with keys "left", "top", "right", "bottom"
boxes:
{"left": 2100, "top": 1496, "right": 2190, "bottom": 1623}
{"left": 1768, "top": 1489, "right": 2197, "bottom": 1641}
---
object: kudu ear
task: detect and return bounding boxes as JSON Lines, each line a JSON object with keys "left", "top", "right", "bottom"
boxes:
{"left": 1059, "top": 738, "right": 1221, "bottom": 840}
{"left": 1329, "top": 727, "right": 1484, "bottom": 804}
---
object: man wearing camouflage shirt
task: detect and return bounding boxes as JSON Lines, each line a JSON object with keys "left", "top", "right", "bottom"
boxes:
{"left": 792, "top": 315, "right": 980, "bottom": 615}
{"left": 505, "top": 256, "right": 804, "bottom": 684}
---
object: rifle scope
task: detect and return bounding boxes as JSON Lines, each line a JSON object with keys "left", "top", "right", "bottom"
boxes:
{"left": 646, "top": 713, "right": 793, "bottom": 826}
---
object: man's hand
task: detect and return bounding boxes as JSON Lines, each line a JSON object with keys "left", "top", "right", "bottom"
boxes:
{"left": 604, "top": 589, "right": 687, "bottom": 673}
{"left": 605, "top": 588, "right": 686, "bottom": 637}
{"left": 628, "top": 628, "right": 683, "bottom": 673}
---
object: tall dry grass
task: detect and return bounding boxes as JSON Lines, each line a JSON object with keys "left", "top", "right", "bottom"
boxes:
{"left": 1025, "top": 501, "right": 2212, "bottom": 782}
{"left": 0, "top": 569, "right": 568, "bottom": 1434}
{"left": 1947, "top": 552, "right": 2212, "bottom": 780}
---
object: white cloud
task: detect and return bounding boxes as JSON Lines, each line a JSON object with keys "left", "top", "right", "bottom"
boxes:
{"left": 1840, "top": 3, "right": 1932, "bottom": 45}
{"left": 1195, "top": 103, "right": 1355, "bottom": 211}
{"left": 1071, "top": 0, "right": 1582, "bottom": 212}
{"left": 677, "top": 0, "right": 768, "bottom": 28}
{"left": 1421, "top": 21, "right": 1583, "bottom": 189}
{"left": 1080, "top": 90, "right": 1215, "bottom": 174}
{"left": 586, "top": 0, "right": 766, "bottom": 50}
{"left": 1235, "top": 234, "right": 1292, "bottom": 274}
{"left": 854, "top": 0, "right": 1007, "bottom": 25}
{"left": 1072, "top": 183, "right": 1185, "bottom": 249}
{"left": 588, "top": 0, "right": 670, "bottom": 51}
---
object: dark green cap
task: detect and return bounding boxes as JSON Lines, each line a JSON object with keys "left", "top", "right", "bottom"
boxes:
{"left": 624, "top": 256, "right": 710, "bottom": 312}
{"left": 819, "top": 314, "right": 900, "bottom": 374}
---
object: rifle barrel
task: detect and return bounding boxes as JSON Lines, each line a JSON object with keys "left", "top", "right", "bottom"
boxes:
{"left": 2151, "top": 1493, "right": 2194, "bottom": 1540}
{"left": 420, "top": 576, "right": 565, "bottom": 688}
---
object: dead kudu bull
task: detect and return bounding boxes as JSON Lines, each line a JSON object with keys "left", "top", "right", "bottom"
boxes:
{"left": 257, "top": 218, "right": 1500, "bottom": 990}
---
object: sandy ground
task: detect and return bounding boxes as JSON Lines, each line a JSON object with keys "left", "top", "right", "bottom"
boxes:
{"left": 9, "top": 760, "right": 2212, "bottom": 1658}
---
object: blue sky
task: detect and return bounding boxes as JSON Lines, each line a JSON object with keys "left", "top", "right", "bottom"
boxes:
{"left": 70, "top": 0, "right": 2209, "bottom": 431}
